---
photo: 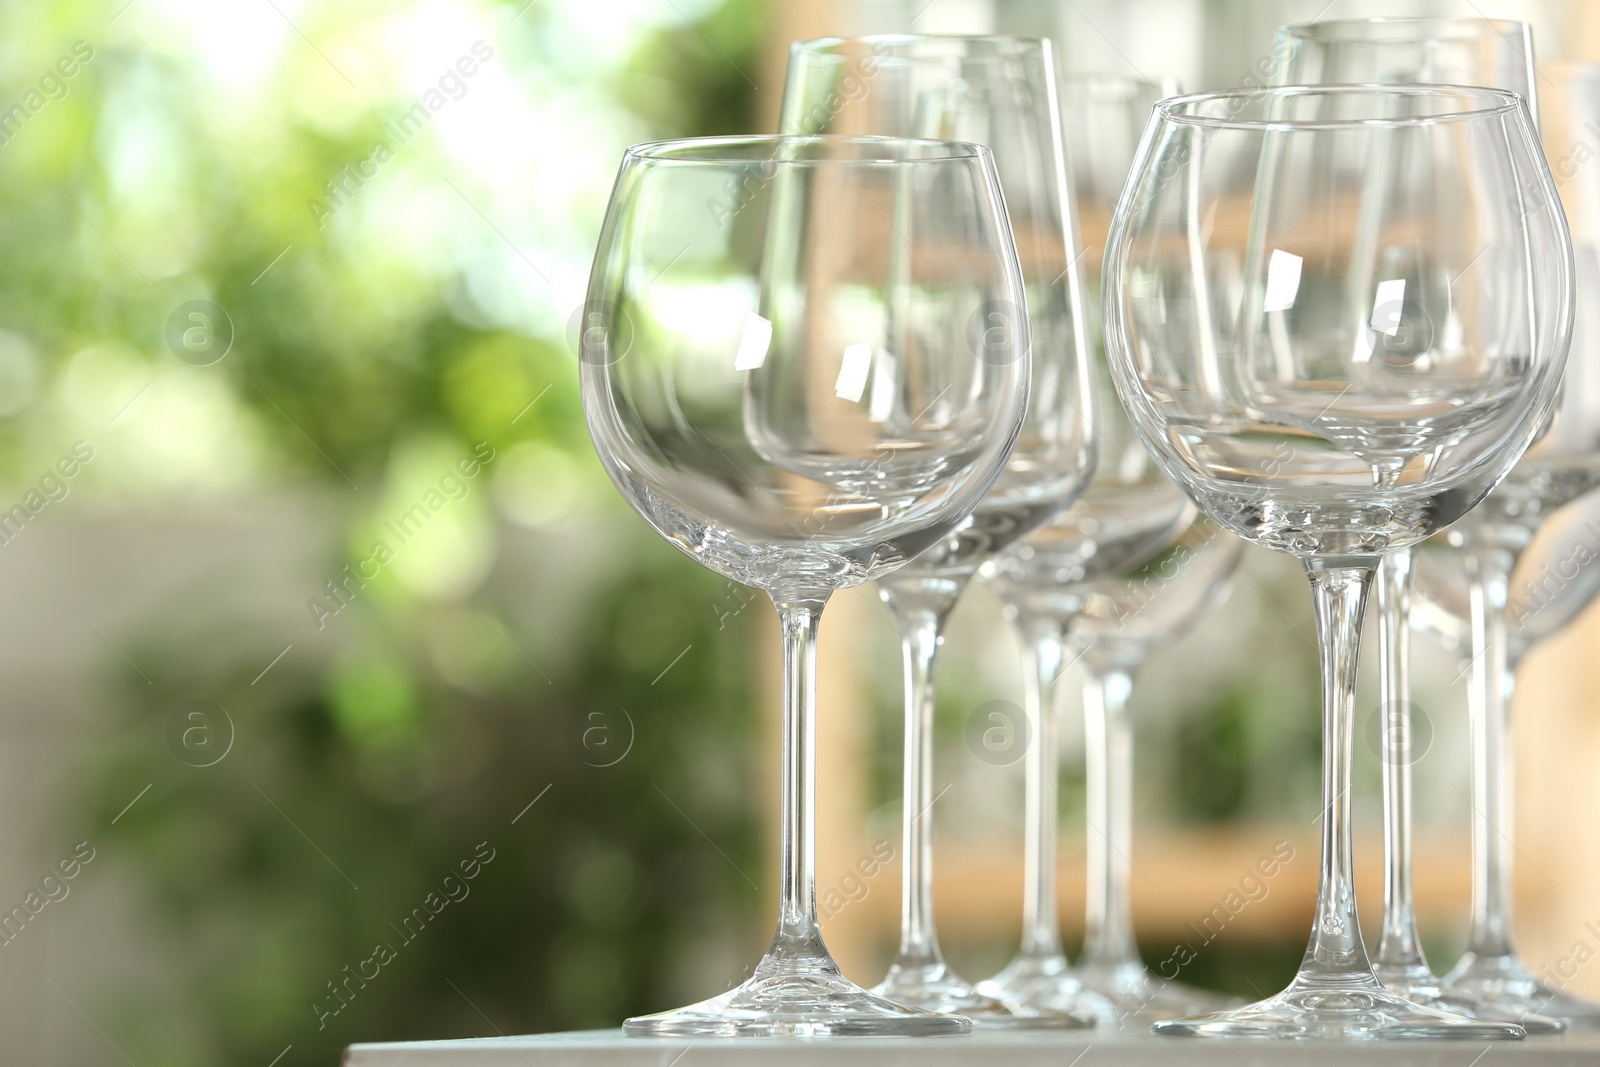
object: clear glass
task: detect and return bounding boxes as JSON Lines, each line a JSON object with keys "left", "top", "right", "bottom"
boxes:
{"left": 1275, "top": 18, "right": 1536, "bottom": 119}
{"left": 975, "top": 71, "right": 1191, "bottom": 1025}
{"left": 1411, "top": 499, "right": 1600, "bottom": 1018}
{"left": 581, "top": 135, "right": 1031, "bottom": 1037}
{"left": 1371, "top": 556, "right": 1564, "bottom": 1034}
{"left": 1105, "top": 85, "right": 1572, "bottom": 1039}
{"left": 1432, "top": 60, "right": 1600, "bottom": 1029}
{"left": 1272, "top": 16, "right": 1565, "bottom": 1034}
{"left": 1070, "top": 522, "right": 1244, "bottom": 1022}
{"left": 968, "top": 588, "right": 1107, "bottom": 1024}
{"left": 780, "top": 36, "right": 1096, "bottom": 1027}
{"left": 1413, "top": 491, "right": 1600, "bottom": 663}
{"left": 1055, "top": 74, "right": 1239, "bottom": 1025}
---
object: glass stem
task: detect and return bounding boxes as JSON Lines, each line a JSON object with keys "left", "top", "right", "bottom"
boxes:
{"left": 880, "top": 582, "right": 963, "bottom": 970}
{"left": 1082, "top": 655, "right": 1140, "bottom": 970}
{"left": 1464, "top": 544, "right": 1518, "bottom": 962}
{"left": 1019, "top": 612, "right": 1069, "bottom": 961}
{"left": 768, "top": 591, "right": 833, "bottom": 965}
{"left": 1374, "top": 548, "right": 1431, "bottom": 979}
{"left": 1299, "top": 561, "right": 1377, "bottom": 983}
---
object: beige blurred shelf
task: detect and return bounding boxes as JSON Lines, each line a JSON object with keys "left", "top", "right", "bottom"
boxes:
{"left": 916, "top": 826, "right": 1493, "bottom": 942}
{"left": 344, "top": 1029, "right": 1600, "bottom": 1066}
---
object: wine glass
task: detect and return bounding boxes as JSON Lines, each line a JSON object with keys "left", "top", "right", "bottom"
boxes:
{"left": 581, "top": 134, "right": 1031, "bottom": 1037}
{"left": 1413, "top": 501, "right": 1600, "bottom": 1020}
{"left": 1104, "top": 85, "right": 1571, "bottom": 1039}
{"left": 1055, "top": 73, "right": 1239, "bottom": 1026}
{"left": 972, "top": 70, "right": 1188, "bottom": 1024}
{"left": 1059, "top": 72, "right": 1175, "bottom": 273}
{"left": 1271, "top": 15, "right": 1566, "bottom": 1034}
{"left": 1412, "top": 490, "right": 1600, "bottom": 664}
{"left": 1070, "top": 522, "right": 1244, "bottom": 1023}
{"left": 977, "top": 488, "right": 1188, "bottom": 1026}
{"left": 781, "top": 36, "right": 1096, "bottom": 1026}
{"left": 1274, "top": 17, "right": 1536, "bottom": 117}
{"left": 1433, "top": 59, "right": 1600, "bottom": 1028}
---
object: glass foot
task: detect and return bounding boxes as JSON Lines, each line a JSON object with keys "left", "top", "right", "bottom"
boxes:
{"left": 874, "top": 960, "right": 1090, "bottom": 1030}
{"left": 1378, "top": 963, "right": 1564, "bottom": 1034}
{"left": 1151, "top": 972, "right": 1526, "bottom": 1039}
{"left": 1076, "top": 959, "right": 1239, "bottom": 1024}
{"left": 974, "top": 954, "right": 1115, "bottom": 1025}
{"left": 625, "top": 948, "right": 971, "bottom": 1037}
{"left": 1445, "top": 951, "right": 1600, "bottom": 1028}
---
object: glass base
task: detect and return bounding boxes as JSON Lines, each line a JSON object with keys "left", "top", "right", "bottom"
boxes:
{"left": 1076, "top": 958, "right": 1238, "bottom": 1024}
{"left": 1445, "top": 950, "right": 1600, "bottom": 1028}
{"left": 973, "top": 954, "right": 1115, "bottom": 1025}
{"left": 1151, "top": 972, "right": 1526, "bottom": 1040}
{"left": 625, "top": 946, "right": 971, "bottom": 1037}
{"left": 874, "top": 960, "right": 1090, "bottom": 1030}
{"left": 1377, "top": 962, "right": 1565, "bottom": 1034}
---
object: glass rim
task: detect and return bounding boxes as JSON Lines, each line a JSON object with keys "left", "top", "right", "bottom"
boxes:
{"left": 790, "top": 33, "right": 1048, "bottom": 61}
{"left": 1157, "top": 84, "right": 1525, "bottom": 130}
{"left": 1277, "top": 16, "right": 1531, "bottom": 42}
{"left": 623, "top": 134, "right": 993, "bottom": 166}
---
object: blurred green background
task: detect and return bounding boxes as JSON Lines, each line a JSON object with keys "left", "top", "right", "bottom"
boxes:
{"left": 2, "top": 1, "right": 777, "bottom": 1062}
{"left": 0, "top": 0, "right": 1571, "bottom": 1064}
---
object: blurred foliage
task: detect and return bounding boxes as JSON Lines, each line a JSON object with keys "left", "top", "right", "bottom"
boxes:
{"left": 22, "top": 0, "right": 772, "bottom": 1064}
{"left": 1167, "top": 685, "right": 1255, "bottom": 823}
{"left": 612, "top": 0, "right": 764, "bottom": 138}
{"left": 95, "top": 541, "right": 759, "bottom": 1064}
{"left": 1165, "top": 938, "right": 1303, "bottom": 1000}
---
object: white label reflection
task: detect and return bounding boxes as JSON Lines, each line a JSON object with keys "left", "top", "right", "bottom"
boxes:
{"left": 1263, "top": 249, "right": 1303, "bottom": 312}
{"left": 1371, "top": 279, "right": 1406, "bottom": 336}
{"left": 734, "top": 311, "right": 773, "bottom": 370}
{"left": 835, "top": 342, "right": 872, "bottom": 402}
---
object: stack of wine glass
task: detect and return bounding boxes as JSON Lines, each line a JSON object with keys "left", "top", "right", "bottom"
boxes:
{"left": 577, "top": 18, "right": 1600, "bottom": 1042}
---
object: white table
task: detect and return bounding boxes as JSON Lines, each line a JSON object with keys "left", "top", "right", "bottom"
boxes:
{"left": 345, "top": 1028, "right": 1600, "bottom": 1065}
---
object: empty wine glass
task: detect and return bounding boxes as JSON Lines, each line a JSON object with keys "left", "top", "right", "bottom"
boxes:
{"left": 1104, "top": 85, "right": 1571, "bottom": 1039}
{"left": 582, "top": 134, "right": 1032, "bottom": 1036}
{"left": 1272, "top": 15, "right": 1565, "bottom": 1034}
{"left": 1433, "top": 59, "right": 1600, "bottom": 1028}
{"left": 1059, "top": 72, "right": 1174, "bottom": 278}
{"left": 1274, "top": 17, "right": 1536, "bottom": 117}
{"left": 1412, "top": 491, "right": 1600, "bottom": 663}
{"left": 781, "top": 35, "right": 1096, "bottom": 1027}
{"left": 1055, "top": 71, "right": 1240, "bottom": 1027}
{"left": 974, "top": 70, "right": 1187, "bottom": 1024}
{"left": 978, "top": 490, "right": 1186, "bottom": 1025}
{"left": 1071, "top": 522, "right": 1244, "bottom": 1023}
